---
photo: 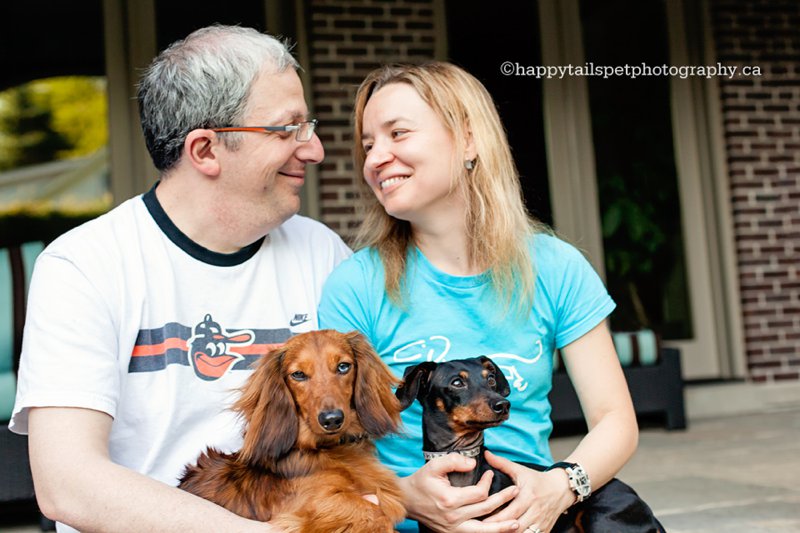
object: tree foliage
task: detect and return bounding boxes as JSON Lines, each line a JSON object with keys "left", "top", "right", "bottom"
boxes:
{"left": 0, "top": 76, "right": 107, "bottom": 171}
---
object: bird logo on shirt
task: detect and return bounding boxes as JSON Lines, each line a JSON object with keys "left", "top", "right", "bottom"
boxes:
{"left": 187, "top": 314, "right": 254, "bottom": 381}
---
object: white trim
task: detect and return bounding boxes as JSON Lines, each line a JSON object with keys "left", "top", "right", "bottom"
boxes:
{"left": 664, "top": 0, "right": 721, "bottom": 379}
{"left": 664, "top": 0, "right": 745, "bottom": 379}
{"left": 295, "top": 0, "right": 320, "bottom": 220}
{"left": 265, "top": 0, "right": 321, "bottom": 220}
{"left": 103, "top": 0, "right": 157, "bottom": 206}
{"left": 699, "top": 0, "right": 747, "bottom": 378}
{"left": 538, "top": 0, "right": 606, "bottom": 277}
{"left": 538, "top": 0, "right": 742, "bottom": 380}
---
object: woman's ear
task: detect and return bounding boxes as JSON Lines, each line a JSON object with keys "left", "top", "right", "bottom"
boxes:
{"left": 464, "top": 126, "right": 477, "bottom": 162}
{"left": 184, "top": 129, "right": 221, "bottom": 177}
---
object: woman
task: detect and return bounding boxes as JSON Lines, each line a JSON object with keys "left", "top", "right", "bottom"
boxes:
{"left": 318, "top": 62, "right": 663, "bottom": 533}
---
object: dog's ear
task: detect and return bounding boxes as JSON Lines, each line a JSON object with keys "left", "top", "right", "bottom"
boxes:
{"left": 396, "top": 361, "right": 437, "bottom": 410}
{"left": 347, "top": 331, "right": 401, "bottom": 437}
{"left": 478, "top": 356, "right": 511, "bottom": 397}
{"left": 234, "top": 345, "right": 298, "bottom": 464}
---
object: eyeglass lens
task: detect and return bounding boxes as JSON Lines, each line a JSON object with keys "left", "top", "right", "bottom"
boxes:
{"left": 296, "top": 121, "right": 316, "bottom": 142}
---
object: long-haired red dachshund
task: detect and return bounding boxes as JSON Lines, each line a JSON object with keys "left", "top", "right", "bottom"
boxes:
{"left": 178, "top": 330, "right": 406, "bottom": 532}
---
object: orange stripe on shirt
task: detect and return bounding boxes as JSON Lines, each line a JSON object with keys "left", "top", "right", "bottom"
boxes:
{"left": 131, "top": 337, "right": 188, "bottom": 357}
{"left": 131, "top": 339, "right": 284, "bottom": 357}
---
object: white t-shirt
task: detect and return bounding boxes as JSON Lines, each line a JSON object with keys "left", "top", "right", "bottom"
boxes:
{"left": 11, "top": 187, "right": 351, "bottom": 503}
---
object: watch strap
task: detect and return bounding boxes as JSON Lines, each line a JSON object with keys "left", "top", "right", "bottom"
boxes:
{"left": 545, "top": 461, "right": 578, "bottom": 472}
{"left": 545, "top": 461, "right": 592, "bottom": 503}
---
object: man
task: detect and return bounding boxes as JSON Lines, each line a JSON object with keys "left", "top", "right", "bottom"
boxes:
{"left": 10, "top": 25, "right": 350, "bottom": 532}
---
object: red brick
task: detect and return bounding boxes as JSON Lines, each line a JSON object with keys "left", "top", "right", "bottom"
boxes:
{"left": 713, "top": 0, "right": 800, "bottom": 383}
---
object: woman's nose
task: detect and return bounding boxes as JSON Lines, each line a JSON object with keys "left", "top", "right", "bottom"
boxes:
{"left": 364, "top": 142, "right": 393, "bottom": 172}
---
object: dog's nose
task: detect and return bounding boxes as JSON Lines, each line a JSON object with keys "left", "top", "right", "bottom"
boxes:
{"left": 318, "top": 409, "right": 344, "bottom": 431}
{"left": 492, "top": 399, "right": 510, "bottom": 415}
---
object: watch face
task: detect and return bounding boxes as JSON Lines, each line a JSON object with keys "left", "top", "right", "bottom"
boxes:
{"left": 568, "top": 465, "right": 592, "bottom": 498}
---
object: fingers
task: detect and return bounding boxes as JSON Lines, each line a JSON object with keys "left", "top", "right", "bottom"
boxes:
{"left": 361, "top": 493, "right": 379, "bottom": 505}
{"left": 479, "top": 494, "right": 525, "bottom": 523}
{"left": 474, "top": 469, "right": 494, "bottom": 495}
{"left": 481, "top": 458, "right": 539, "bottom": 523}
{"left": 458, "top": 518, "right": 521, "bottom": 533}
{"left": 457, "top": 483, "right": 519, "bottom": 523}
{"left": 427, "top": 453, "right": 478, "bottom": 475}
{"left": 480, "top": 456, "right": 567, "bottom": 532}
{"left": 483, "top": 450, "right": 522, "bottom": 477}
{"left": 413, "top": 454, "right": 524, "bottom": 531}
{"left": 508, "top": 502, "right": 545, "bottom": 532}
{"left": 423, "top": 455, "right": 498, "bottom": 507}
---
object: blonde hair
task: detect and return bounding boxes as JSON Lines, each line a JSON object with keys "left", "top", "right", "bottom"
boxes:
{"left": 353, "top": 62, "right": 547, "bottom": 318}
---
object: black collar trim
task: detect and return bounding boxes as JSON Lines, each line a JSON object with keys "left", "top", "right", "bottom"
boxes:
{"left": 142, "top": 182, "right": 265, "bottom": 267}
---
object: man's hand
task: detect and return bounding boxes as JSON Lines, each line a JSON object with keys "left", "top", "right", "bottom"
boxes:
{"left": 28, "top": 407, "right": 280, "bottom": 532}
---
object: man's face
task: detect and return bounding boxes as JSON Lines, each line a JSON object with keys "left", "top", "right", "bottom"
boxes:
{"left": 216, "top": 69, "right": 324, "bottom": 234}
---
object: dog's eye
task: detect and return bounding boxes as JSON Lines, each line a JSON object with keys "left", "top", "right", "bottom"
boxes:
{"left": 290, "top": 371, "right": 307, "bottom": 381}
{"left": 487, "top": 374, "right": 497, "bottom": 388}
{"left": 337, "top": 362, "right": 352, "bottom": 374}
{"left": 450, "top": 378, "right": 466, "bottom": 388}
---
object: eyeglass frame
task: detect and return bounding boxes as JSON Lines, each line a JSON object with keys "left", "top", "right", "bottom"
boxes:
{"left": 210, "top": 119, "right": 318, "bottom": 142}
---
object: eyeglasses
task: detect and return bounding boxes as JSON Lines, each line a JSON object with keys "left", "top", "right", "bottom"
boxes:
{"left": 211, "top": 119, "right": 318, "bottom": 142}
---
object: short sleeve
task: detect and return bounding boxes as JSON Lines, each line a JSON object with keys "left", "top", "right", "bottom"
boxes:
{"left": 536, "top": 237, "right": 616, "bottom": 349}
{"left": 10, "top": 251, "right": 120, "bottom": 434}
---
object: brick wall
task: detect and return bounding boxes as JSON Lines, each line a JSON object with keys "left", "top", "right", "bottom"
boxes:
{"left": 307, "top": 1, "right": 800, "bottom": 383}
{"left": 710, "top": 0, "right": 800, "bottom": 382}
{"left": 308, "top": 0, "right": 437, "bottom": 241}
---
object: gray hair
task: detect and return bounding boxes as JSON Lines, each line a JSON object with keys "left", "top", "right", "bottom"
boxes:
{"left": 137, "top": 25, "right": 299, "bottom": 173}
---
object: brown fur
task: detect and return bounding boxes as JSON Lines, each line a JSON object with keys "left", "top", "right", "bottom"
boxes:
{"left": 179, "top": 330, "right": 406, "bottom": 532}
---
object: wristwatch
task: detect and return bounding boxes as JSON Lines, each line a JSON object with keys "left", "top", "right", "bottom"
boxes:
{"left": 545, "top": 461, "right": 591, "bottom": 502}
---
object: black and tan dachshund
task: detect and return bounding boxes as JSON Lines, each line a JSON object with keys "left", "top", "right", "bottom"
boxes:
{"left": 396, "top": 356, "right": 666, "bottom": 533}
{"left": 396, "top": 356, "right": 513, "bottom": 494}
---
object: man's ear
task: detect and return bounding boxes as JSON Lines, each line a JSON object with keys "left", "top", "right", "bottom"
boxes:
{"left": 184, "top": 129, "right": 221, "bottom": 177}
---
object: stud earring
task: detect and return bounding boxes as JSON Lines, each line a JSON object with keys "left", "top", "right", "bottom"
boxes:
{"left": 464, "top": 159, "right": 475, "bottom": 170}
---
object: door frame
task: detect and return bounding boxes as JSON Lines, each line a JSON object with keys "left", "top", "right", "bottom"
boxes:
{"left": 538, "top": 0, "right": 745, "bottom": 379}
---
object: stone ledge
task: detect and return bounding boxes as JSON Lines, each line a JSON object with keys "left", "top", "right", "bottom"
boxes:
{"left": 685, "top": 380, "right": 800, "bottom": 420}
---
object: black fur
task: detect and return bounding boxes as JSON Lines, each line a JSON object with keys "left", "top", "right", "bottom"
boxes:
{"left": 397, "top": 356, "right": 666, "bottom": 533}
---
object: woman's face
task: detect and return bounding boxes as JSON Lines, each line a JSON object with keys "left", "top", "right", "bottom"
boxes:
{"left": 360, "top": 83, "right": 464, "bottom": 227}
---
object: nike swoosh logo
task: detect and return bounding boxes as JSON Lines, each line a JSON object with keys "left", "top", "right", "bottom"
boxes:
{"left": 290, "top": 318, "right": 310, "bottom": 327}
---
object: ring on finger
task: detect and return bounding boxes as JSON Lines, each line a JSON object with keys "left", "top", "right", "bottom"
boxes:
{"left": 525, "top": 527, "right": 542, "bottom": 533}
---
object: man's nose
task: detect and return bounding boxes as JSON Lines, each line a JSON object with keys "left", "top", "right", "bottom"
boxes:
{"left": 297, "top": 132, "right": 324, "bottom": 164}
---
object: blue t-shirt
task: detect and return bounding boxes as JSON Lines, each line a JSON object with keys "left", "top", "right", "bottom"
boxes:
{"left": 318, "top": 233, "right": 614, "bottom": 530}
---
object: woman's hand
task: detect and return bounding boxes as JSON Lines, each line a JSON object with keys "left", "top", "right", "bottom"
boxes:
{"left": 401, "top": 453, "right": 521, "bottom": 532}
{"left": 481, "top": 452, "right": 575, "bottom": 533}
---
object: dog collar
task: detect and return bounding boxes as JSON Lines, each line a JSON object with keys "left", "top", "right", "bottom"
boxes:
{"left": 422, "top": 445, "right": 482, "bottom": 462}
{"left": 337, "top": 434, "right": 368, "bottom": 446}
